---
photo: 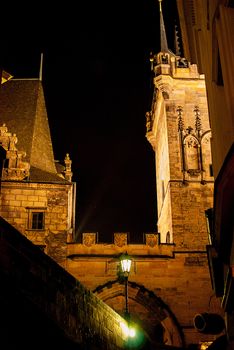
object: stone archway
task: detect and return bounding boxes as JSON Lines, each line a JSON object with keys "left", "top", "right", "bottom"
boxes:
{"left": 93, "top": 280, "right": 184, "bottom": 348}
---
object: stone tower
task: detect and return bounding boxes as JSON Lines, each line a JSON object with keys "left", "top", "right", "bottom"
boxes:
{"left": 146, "top": 0, "right": 213, "bottom": 251}
{"left": 0, "top": 3, "right": 225, "bottom": 348}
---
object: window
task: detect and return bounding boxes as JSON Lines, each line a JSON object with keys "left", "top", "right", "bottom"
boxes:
{"left": 32, "top": 212, "right": 44, "bottom": 230}
{"left": 216, "top": 50, "right": 223, "bottom": 86}
{"left": 26, "top": 207, "right": 46, "bottom": 230}
{"left": 166, "top": 231, "right": 171, "bottom": 244}
{"left": 209, "top": 164, "right": 213, "bottom": 177}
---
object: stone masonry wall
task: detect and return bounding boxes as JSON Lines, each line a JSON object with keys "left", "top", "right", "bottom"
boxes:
{"left": 0, "top": 181, "right": 73, "bottom": 264}
{"left": 66, "top": 236, "right": 224, "bottom": 347}
{"left": 0, "top": 217, "right": 128, "bottom": 350}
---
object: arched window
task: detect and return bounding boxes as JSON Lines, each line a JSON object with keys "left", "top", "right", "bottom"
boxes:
{"left": 166, "top": 231, "right": 171, "bottom": 244}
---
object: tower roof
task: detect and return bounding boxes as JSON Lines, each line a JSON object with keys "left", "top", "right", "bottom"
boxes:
{"left": 159, "top": 0, "right": 169, "bottom": 53}
{"left": 0, "top": 79, "right": 57, "bottom": 174}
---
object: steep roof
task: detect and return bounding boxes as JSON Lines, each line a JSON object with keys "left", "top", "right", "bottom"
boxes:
{"left": 0, "top": 78, "right": 57, "bottom": 174}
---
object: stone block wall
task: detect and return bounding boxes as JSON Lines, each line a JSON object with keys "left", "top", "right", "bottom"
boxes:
{"left": 0, "top": 217, "right": 128, "bottom": 350}
{"left": 66, "top": 233, "right": 224, "bottom": 347}
{"left": 0, "top": 181, "right": 73, "bottom": 264}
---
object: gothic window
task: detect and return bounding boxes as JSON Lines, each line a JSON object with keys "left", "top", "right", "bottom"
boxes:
{"left": 166, "top": 231, "right": 170, "bottom": 244}
{"left": 184, "top": 135, "right": 200, "bottom": 173}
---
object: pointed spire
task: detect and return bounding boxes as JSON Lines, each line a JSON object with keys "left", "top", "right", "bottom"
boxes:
{"left": 158, "top": 0, "right": 169, "bottom": 53}
{"left": 39, "top": 52, "right": 43, "bottom": 81}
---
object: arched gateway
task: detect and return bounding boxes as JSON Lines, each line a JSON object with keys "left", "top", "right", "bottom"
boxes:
{"left": 94, "top": 279, "right": 184, "bottom": 347}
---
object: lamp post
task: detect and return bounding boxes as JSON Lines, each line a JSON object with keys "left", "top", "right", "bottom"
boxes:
{"left": 120, "top": 252, "right": 132, "bottom": 321}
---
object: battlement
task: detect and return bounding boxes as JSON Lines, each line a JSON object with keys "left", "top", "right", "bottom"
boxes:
{"left": 67, "top": 232, "right": 175, "bottom": 260}
{"left": 79, "top": 232, "right": 161, "bottom": 247}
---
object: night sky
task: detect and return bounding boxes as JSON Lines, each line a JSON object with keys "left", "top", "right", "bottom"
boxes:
{"left": 1, "top": 1, "right": 179, "bottom": 242}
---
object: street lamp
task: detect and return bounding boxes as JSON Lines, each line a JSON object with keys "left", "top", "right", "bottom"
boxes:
{"left": 120, "top": 252, "right": 132, "bottom": 321}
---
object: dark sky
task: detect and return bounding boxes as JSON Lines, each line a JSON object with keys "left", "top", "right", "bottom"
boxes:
{"left": 1, "top": 0, "right": 179, "bottom": 242}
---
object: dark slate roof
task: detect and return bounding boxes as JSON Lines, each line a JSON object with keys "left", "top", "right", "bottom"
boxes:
{"left": 29, "top": 166, "right": 71, "bottom": 184}
{"left": 0, "top": 79, "right": 57, "bottom": 174}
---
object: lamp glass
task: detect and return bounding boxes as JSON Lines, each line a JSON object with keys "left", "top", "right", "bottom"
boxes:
{"left": 120, "top": 255, "right": 132, "bottom": 273}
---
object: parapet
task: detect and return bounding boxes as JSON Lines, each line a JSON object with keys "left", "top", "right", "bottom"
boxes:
{"left": 80, "top": 232, "right": 160, "bottom": 247}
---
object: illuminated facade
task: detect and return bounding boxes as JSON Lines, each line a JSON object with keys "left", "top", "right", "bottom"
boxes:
{"left": 0, "top": 78, "right": 76, "bottom": 266}
{"left": 0, "top": 2, "right": 228, "bottom": 348}
{"left": 176, "top": 1, "right": 234, "bottom": 348}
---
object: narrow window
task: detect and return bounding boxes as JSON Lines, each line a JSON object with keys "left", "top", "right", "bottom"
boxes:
{"left": 209, "top": 164, "right": 213, "bottom": 177}
{"left": 166, "top": 231, "right": 171, "bottom": 244}
{"left": 162, "top": 180, "right": 165, "bottom": 201}
{"left": 217, "top": 50, "right": 223, "bottom": 86}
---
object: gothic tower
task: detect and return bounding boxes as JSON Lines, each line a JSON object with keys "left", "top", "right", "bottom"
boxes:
{"left": 146, "top": 0, "right": 213, "bottom": 251}
{"left": 143, "top": 1, "right": 225, "bottom": 345}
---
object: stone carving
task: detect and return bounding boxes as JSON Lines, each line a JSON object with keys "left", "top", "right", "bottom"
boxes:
{"left": 114, "top": 233, "right": 128, "bottom": 247}
{"left": 184, "top": 135, "right": 200, "bottom": 175}
{"left": 64, "top": 153, "right": 73, "bottom": 181}
{"left": 194, "top": 106, "right": 202, "bottom": 136}
{"left": 176, "top": 57, "right": 188, "bottom": 68}
{"left": 146, "top": 111, "right": 153, "bottom": 132}
{"left": 47, "top": 191, "right": 67, "bottom": 206}
{"left": 145, "top": 233, "right": 158, "bottom": 247}
{"left": 82, "top": 233, "right": 97, "bottom": 247}
{"left": 177, "top": 106, "right": 184, "bottom": 132}
{"left": 9, "top": 133, "right": 18, "bottom": 151}
{"left": 177, "top": 106, "right": 212, "bottom": 179}
{"left": 0, "top": 124, "right": 30, "bottom": 181}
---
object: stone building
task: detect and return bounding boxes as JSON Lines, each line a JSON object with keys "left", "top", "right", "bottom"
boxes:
{"left": 0, "top": 77, "right": 76, "bottom": 266}
{"left": 0, "top": 2, "right": 226, "bottom": 349}
{"left": 176, "top": 1, "right": 234, "bottom": 348}
{"left": 66, "top": 2, "right": 224, "bottom": 349}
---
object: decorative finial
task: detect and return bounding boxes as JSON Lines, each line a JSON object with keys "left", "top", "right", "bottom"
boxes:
{"left": 174, "top": 24, "right": 181, "bottom": 56}
{"left": 64, "top": 153, "right": 73, "bottom": 182}
{"left": 177, "top": 106, "right": 184, "bottom": 132}
{"left": 194, "top": 106, "right": 202, "bottom": 136}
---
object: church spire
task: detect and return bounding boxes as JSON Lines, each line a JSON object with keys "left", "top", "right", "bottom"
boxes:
{"left": 159, "top": 0, "right": 169, "bottom": 53}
